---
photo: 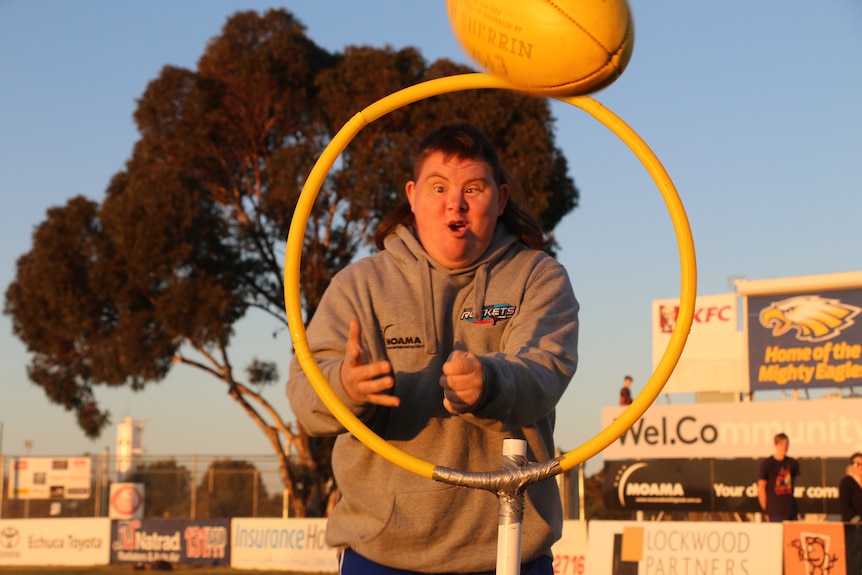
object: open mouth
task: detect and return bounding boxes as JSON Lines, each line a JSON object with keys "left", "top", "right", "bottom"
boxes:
{"left": 447, "top": 220, "right": 467, "bottom": 233}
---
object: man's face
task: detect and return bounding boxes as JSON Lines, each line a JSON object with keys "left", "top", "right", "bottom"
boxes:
{"left": 405, "top": 152, "right": 509, "bottom": 269}
{"left": 775, "top": 438, "right": 789, "bottom": 457}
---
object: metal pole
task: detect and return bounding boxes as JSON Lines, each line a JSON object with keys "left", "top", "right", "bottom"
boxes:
{"left": 496, "top": 439, "right": 526, "bottom": 575}
{"left": 253, "top": 470, "right": 259, "bottom": 518}
{"left": 577, "top": 464, "right": 585, "bottom": 521}
{"left": 94, "top": 452, "right": 101, "bottom": 518}
{"left": 99, "top": 447, "right": 109, "bottom": 517}
{"left": 208, "top": 467, "right": 214, "bottom": 518}
{"left": 24, "top": 440, "right": 31, "bottom": 519}
{"left": 0, "top": 423, "right": 3, "bottom": 519}
{"left": 191, "top": 455, "right": 197, "bottom": 519}
{"left": 0, "top": 455, "right": 4, "bottom": 519}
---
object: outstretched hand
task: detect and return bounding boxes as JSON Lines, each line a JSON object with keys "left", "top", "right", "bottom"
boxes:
{"left": 440, "top": 350, "right": 484, "bottom": 414}
{"left": 340, "top": 319, "right": 399, "bottom": 407}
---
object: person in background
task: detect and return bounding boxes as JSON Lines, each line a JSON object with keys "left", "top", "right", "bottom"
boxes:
{"left": 841, "top": 453, "right": 862, "bottom": 575}
{"left": 619, "top": 375, "right": 633, "bottom": 405}
{"left": 839, "top": 452, "right": 862, "bottom": 522}
{"left": 287, "top": 121, "right": 579, "bottom": 575}
{"left": 757, "top": 432, "right": 800, "bottom": 522}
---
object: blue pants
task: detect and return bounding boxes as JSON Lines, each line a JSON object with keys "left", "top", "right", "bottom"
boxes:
{"left": 340, "top": 547, "right": 554, "bottom": 575}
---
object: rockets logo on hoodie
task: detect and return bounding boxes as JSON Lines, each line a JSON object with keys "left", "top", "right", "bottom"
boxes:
{"left": 461, "top": 304, "right": 516, "bottom": 325}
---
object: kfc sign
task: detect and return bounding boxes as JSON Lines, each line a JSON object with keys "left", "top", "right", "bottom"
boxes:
{"left": 658, "top": 300, "right": 735, "bottom": 334}
{"left": 653, "top": 294, "right": 747, "bottom": 394}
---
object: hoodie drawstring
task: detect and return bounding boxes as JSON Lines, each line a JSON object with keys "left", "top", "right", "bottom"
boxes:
{"left": 418, "top": 258, "right": 438, "bottom": 354}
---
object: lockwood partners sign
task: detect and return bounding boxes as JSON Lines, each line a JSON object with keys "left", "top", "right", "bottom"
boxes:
{"left": 587, "top": 521, "right": 783, "bottom": 575}
{"left": 587, "top": 521, "right": 862, "bottom": 575}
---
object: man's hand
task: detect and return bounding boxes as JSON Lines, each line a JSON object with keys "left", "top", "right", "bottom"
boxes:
{"left": 440, "top": 350, "right": 484, "bottom": 414}
{"left": 340, "top": 319, "right": 399, "bottom": 407}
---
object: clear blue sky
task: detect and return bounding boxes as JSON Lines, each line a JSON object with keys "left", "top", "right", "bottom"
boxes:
{"left": 1, "top": 1, "right": 860, "bottom": 474}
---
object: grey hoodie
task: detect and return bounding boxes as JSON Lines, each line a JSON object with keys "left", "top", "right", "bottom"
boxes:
{"left": 287, "top": 223, "right": 579, "bottom": 573}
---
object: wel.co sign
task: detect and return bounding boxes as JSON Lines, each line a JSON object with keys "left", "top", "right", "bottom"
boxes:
{"left": 602, "top": 397, "right": 862, "bottom": 460}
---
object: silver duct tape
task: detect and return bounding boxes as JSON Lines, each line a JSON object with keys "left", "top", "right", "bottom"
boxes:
{"left": 431, "top": 457, "right": 563, "bottom": 493}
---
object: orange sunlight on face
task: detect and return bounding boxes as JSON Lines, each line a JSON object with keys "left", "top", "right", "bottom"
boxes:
{"left": 405, "top": 153, "right": 509, "bottom": 270}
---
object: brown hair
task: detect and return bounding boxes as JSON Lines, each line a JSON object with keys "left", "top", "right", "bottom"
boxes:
{"left": 374, "top": 122, "right": 551, "bottom": 250}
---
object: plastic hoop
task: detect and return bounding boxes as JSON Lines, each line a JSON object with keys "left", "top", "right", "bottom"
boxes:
{"left": 284, "top": 73, "right": 696, "bottom": 479}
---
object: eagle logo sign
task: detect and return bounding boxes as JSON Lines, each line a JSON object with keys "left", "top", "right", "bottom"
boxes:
{"left": 759, "top": 295, "right": 861, "bottom": 342}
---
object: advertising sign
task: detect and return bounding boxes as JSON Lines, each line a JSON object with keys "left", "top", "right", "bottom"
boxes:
{"left": 6, "top": 457, "right": 92, "bottom": 500}
{"left": 551, "top": 521, "right": 587, "bottom": 575}
{"left": 0, "top": 518, "right": 110, "bottom": 566}
{"left": 604, "top": 459, "right": 845, "bottom": 514}
{"left": 230, "top": 518, "right": 337, "bottom": 572}
{"left": 653, "top": 293, "right": 747, "bottom": 394}
{"left": 602, "top": 398, "right": 862, "bottom": 460}
{"left": 782, "top": 522, "right": 849, "bottom": 575}
{"left": 586, "top": 520, "right": 782, "bottom": 575}
{"left": 109, "top": 483, "right": 145, "bottom": 519}
{"left": 709, "top": 458, "right": 843, "bottom": 515}
{"left": 604, "top": 460, "right": 710, "bottom": 512}
{"left": 747, "top": 288, "right": 862, "bottom": 391}
{"left": 111, "top": 519, "right": 230, "bottom": 566}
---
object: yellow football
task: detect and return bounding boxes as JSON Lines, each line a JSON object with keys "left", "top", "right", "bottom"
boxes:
{"left": 446, "top": 0, "right": 634, "bottom": 97}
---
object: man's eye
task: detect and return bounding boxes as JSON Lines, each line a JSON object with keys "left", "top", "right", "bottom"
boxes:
{"left": 465, "top": 186, "right": 480, "bottom": 195}
{"left": 433, "top": 185, "right": 445, "bottom": 194}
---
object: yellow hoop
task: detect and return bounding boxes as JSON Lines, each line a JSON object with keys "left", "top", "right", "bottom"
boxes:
{"left": 284, "top": 73, "right": 696, "bottom": 478}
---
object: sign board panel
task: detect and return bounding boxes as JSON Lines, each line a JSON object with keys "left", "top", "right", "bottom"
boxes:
{"left": 586, "top": 520, "right": 782, "bottom": 575}
{"left": 230, "top": 518, "right": 337, "bottom": 572}
{"left": 109, "top": 483, "right": 145, "bottom": 519}
{"left": 602, "top": 398, "right": 862, "bottom": 460}
{"left": 0, "top": 518, "right": 110, "bottom": 566}
{"left": 747, "top": 288, "right": 862, "bottom": 391}
{"left": 6, "top": 457, "right": 92, "bottom": 500}
{"left": 653, "top": 294, "right": 747, "bottom": 393}
{"left": 111, "top": 519, "right": 230, "bottom": 566}
{"left": 550, "top": 520, "right": 587, "bottom": 575}
{"left": 604, "top": 458, "right": 844, "bottom": 514}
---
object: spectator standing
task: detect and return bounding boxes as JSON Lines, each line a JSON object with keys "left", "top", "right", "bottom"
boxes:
{"left": 619, "top": 375, "right": 633, "bottom": 405}
{"left": 757, "top": 432, "right": 800, "bottom": 522}
{"left": 839, "top": 452, "right": 862, "bottom": 522}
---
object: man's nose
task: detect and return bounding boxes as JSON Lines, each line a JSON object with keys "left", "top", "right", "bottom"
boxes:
{"left": 447, "top": 191, "right": 466, "bottom": 211}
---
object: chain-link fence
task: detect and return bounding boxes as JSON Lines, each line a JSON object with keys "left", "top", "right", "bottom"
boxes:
{"left": 0, "top": 453, "right": 291, "bottom": 520}
{"left": 1, "top": 451, "right": 586, "bottom": 521}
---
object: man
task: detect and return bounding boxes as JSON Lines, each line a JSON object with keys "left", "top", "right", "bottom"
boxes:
{"left": 619, "top": 375, "right": 633, "bottom": 405}
{"left": 758, "top": 432, "right": 800, "bottom": 522}
{"left": 287, "top": 122, "right": 579, "bottom": 575}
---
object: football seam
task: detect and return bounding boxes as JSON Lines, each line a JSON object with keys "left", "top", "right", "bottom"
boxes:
{"left": 544, "top": 0, "right": 629, "bottom": 56}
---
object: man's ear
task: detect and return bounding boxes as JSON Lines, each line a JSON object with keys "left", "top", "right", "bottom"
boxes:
{"left": 405, "top": 181, "right": 417, "bottom": 212}
{"left": 497, "top": 183, "right": 510, "bottom": 216}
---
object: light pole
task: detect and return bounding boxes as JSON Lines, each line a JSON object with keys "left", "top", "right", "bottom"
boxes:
{"left": 0, "top": 422, "right": 4, "bottom": 519}
{"left": 24, "top": 439, "right": 32, "bottom": 518}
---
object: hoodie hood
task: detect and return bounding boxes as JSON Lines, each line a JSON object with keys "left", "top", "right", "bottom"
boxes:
{"left": 384, "top": 224, "right": 520, "bottom": 354}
